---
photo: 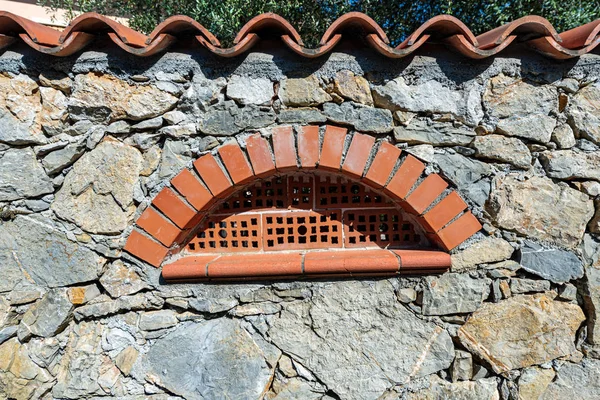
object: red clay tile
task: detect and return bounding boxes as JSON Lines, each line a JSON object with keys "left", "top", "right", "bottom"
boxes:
{"left": 272, "top": 126, "right": 298, "bottom": 171}
{"left": 170, "top": 169, "right": 214, "bottom": 211}
{"left": 341, "top": 133, "right": 375, "bottom": 178}
{"left": 161, "top": 255, "right": 221, "bottom": 281}
{"left": 218, "top": 140, "right": 254, "bottom": 185}
{"left": 136, "top": 207, "right": 182, "bottom": 247}
{"left": 392, "top": 250, "right": 451, "bottom": 273}
{"left": 304, "top": 249, "right": 400, "bottom": 274}
{"left": 384, "top": 155, "right": 425, "bottom": 200}
{"left": 123, "top": 229, "right": 168, "bottom": 267}
{"left": 297, "top": 125, "right": 320, "bottom": 168}
{"left": 421, "top": 191, "right": 468, "bottom": 233}
{"left": 245, "top": 133, "right": 276, "bottom": 177}
{"left": 193, "top": 154, "right": 233, "bottom": 198}
{"left": 405, "top": 174, "right": 448, "bottom": 215}
{"left": 319, "top": 125, "right": 347, "bottom": 171}
{"left": 152, "top": 187, "right": 198, "bottom": 229}
{"left": 207, "top": 253, "right": 303, "bottom": 278}
{"left": 436, "top": 211, "right": 482, "bottom": 251}
{"left": 364, "top": 142, "right": 401, "bottom": 188}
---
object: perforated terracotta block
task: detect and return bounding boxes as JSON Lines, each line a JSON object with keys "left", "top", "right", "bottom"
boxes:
{"left": 342, "top": 133, "right": 375, "bottom": 178}
{"left": 136, "top": 207, "right": 183, "bottom": 247}
{"left": 170, "top": 169, "right": 214, "bottom": 211}
{"left": 384, "top": 155, "right": 425, "bottom": 200}
{"left": 207, "top": 253, "right": 303, "bottom": 278}
{"left": 421, "top": 191, "right": 468, "bottom": 233}
{"left": 161, "top": 255, "right": 221, "bottom": 280}
{"left": 218, "top": 140, "right": 254, "bottom": 185}
{"left": 152, "top": 187, "right": 198, "bottom": 229}
{"left": 297, "top": 125, "right": 320, "bottom": 168}
{"left": 272, "top": 126, "right": 298, "bottom": 171}
{"left": 124, "top": 230, "right": 168, "bottom": 267}
{"left": 435, "top": 211, "right": 482, "bottom": 251}
{"left": 405, "top": 174, "right": 448, "bottom": 215}
{"left": 319, "top": 125, "right": 347, "bottom": 171}
{"left": 393, "top": 250, "right": 451, "bottom": 274}
{"left": 193, "top": 154, "right": 233, "bottom": 198}
{"left": 364, "top": 142, "right": 401, "bottom": 188}
{"left": 304, "top": 249, "right": 400, "bottom": 274}
{"left": 245, "top": 133, "right": 276, "bottom": 177}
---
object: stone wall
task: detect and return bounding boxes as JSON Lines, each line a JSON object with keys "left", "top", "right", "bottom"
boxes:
{"left": 1, "top": 42, "right": 600, "bottom": 399}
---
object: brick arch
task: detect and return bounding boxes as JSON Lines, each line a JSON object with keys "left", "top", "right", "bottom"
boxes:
{"left": 124, "top": 124, "right": 481, "bottom": 280}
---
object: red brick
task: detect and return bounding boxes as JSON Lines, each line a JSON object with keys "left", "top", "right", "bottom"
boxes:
{"left": 171, "top": 169, "right": 214, "bottom": 211}
{"left": 161, "top": 255, "right": 221, "bottom": 281}
{"left": 304, "top": 249, "right": 399, "bottom": 274}
{"left": 152, "top": 187, "right": 198, "bottom": 229}
{"left": 319, "top": 125, "right": 347, "bottom": 171}
{"left": 405, "top": 174, "right": 448, "bottom": 215}
{"left": 384, "top": 155, "right": 425, "bottom": 200}
{"left": 193, "top": 154, "right": 232, "bottom": 198}
{"left": 364, "top": 142, "right": 401, "bottom": 188}
{"left": 207, "top": 253, "right": 303, "bottom": 278}
{"left": 436, "top": 211, "right": 482, "bottom": 251}
{"left": 421, "top": 191, "right": 468, "bottom": 233}
{"left": 218, "top": 140, "right": 254, "bottom": 185}
{"left": 245, "top": 133, "right": 276, "bottom": 177}
{"left": 341, "top": 133, "right": 375, "bottom": 178}
{"left": 136, "top": 207, "right": 182, "bottom": 247}
{"left": 297, "top": 125, "right": 320, "bottom": 168}
{"left": 272, "top": 126, "right": 297, "bottom": 171}
{"left": 123, "top": 230, "right": 168, "bottom": 267}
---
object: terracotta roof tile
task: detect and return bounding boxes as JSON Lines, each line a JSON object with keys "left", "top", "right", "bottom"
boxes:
{"left": 2, "top": 10, "right": 597, "bottom": 59}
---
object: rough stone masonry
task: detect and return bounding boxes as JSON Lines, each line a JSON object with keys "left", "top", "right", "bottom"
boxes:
{"left": 2, "top": 39, "right": 600, "bottom": 399}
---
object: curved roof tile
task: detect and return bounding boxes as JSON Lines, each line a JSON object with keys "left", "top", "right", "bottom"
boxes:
{"left": 0, "top": 10, "right": 598, "bottom": 59}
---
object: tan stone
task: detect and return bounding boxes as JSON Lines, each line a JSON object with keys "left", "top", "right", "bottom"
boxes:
{"left": 518, "top": 367, "right": 555, "bottom": 400}
{"left": 458, "top": 294, "right": 585, "bottom": 373}
{"left": 472, "top": 134, "right": 531, "bottom": 169}
{"left": 333, "top": 70, "right": 373, "bottom": 105}
{"left": 99, "top": 260, "right": 149, "bottom": 298}
{"left": 408, "top": 375, "right": 499, "bottom": 400}
{"left": 279, "top": 75, "right": 332, "bottom": 107}
{"left": 115, "top": 346, "right": 138, "bottom": 375}
{"left": 487, "top": 175, "right": 594, "bottom": 247}
{"left": 39, "top": 71, "right": 73, "bottom": 94}
{"left": 499, "top": 280, "right": 512, "bottom": 298}
{"left": 52, "top": 138, "right": 143, "bottom": 234}
{"left": 70, "top": 72, "right": 178, "bottom": 121}
{"left": 67, "top": 284, "right": 101, "bottom": 305}
{"left": 141, "top": 145, "right": 162, "bottom": 176}
{"left": 0, "top": 338, "right": 52, "bottom": 399}
{"left": 567, "top": 83, "right": 600, "bottom": 144}
{"left": 451, "top": 237, "right": 514, "bottom": 271}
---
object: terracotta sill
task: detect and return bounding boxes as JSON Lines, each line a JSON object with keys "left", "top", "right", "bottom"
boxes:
{"left": 161, "top": 249, "right": 450, "bottom": 282}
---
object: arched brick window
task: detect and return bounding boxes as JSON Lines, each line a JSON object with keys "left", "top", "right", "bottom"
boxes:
{"left": 124, "top": 125, "right": 482, "bottom": 281}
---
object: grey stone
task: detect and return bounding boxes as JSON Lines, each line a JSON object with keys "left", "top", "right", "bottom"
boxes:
{"left": 557, "top": 78, "right": 580, "bottom": 94}
{"left": 472, "top": 134, "right": 531, "bottom": 169}
{"left": 197, "top": 109, "right": 240, "bottom": 136}
{"left": 144, "top": 319, "right": 273, "bottom": 400}
{"left": 230, "top": 302, "right": 281, "bottom": 317}
{"left": 231, "top": 104, "right": 276, "bottom": 130}
{"left": 227, "top": 75, "right": 273, "bottom": 105}
{"left": 42, "top": 140, "right": 85, "bottom": 175}
{"left": 188, "top": 297, "right": 238, "bottom": 314}
{"left": 0, "top": 325, "right": 17, "bottom": 345}
{"left": 279, "top": 75, "right": 331, "bottom": 106}
{"left": 407, "top": 376, "right": 499, "bottom": 400}
{"left": 100, "top": 260, "right": 149, "bottom": 298}
{"left": 267, "top": 281, "right": 454, "bottom": 399}
{"left": 18, "top": 289, "right": 73, "bottom": 339}
{"left": 509, "top": 278, "right": 551, "bottom": 294}
{"left": 451, "top": 350, "right": 473, "bottom": 382}
{"left": 542, "top": 359, "right": 600, "bottom": 399}
{"left": 422, "top": 273, "right": 490, "bottom": 315}
{"left": 405, "top": 144, "right": 434, "bottom": 162}
{"left": 131, "top": 116, "right": 163, "bottom": 131}
{"left": 158, "top": 123, "right": 196, "bottom": 138}
{"left": 552, "top": 123, "right": 576, "bottom": 149}
{"left": 394, "top": 119, "right": 476, "bottom": 146}
{"left": 434, "top": 152, "right": 492, "bottom": 207}
{"left": 558, "top": 284, "right": 578, "bottom": 301}
{"left": 0, "top": 110, "right": 46, "bottom": 145}
{"left": 451, "top": 237, "right": 514, "bottom": 271}
{"left": 158, "top": 139, "right": 192, "bottom": 179}
{"left": 74, "top": 293, "right": 164, "bottom": 321}
{"left": 277, "top": 108, "right": 327, "bottom": 124}
{"left": 488, "top": 175, "right": 593, "bottom": 248}
{"left": 0, "top": 148, "right": 53, "bottom": 201}
{"left": 584, "top": 259, "right": 600, "bottom": 344}
{"left": 66, "top": 120, "right": 94, "bottom": 136}
{"left": 139, "top": 310, "right": 178, "bottom": 331}
{"left": 397, "top": 287, "right": 417, "bottom": 303}
{"left": 458, "top": 294, "right": 584, "bottom": 373}
{"left": 272, "top": 378, "right": 326, "bottom": 400}
{"left": 106, "top": 120, "right": 131, "bottom": 134}
{"left": 322, "top": 102, "right": 393, "bottom": 134}
{"left": 484, "top": 74, "right": 557, "bottom": 143}
{"left": 540, "top": 150, "right": 600, "bottom": 181}
{"left": 567, "top": 83, "right": 600, "bottom": 144}
{"left": 0, "top": 215, "right": 105, "bottom": 288}
{"left": 518, "top": 241, "right": 584, "bottom": 283}
{"left": 162, "top": 110, "right": 186, "bottom": 125}
{"left": 52, "top": 138, "right": 143, "bottom": 234}
{"left": 372, "top": 77, "right": 483, "bottom": 125}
